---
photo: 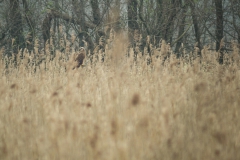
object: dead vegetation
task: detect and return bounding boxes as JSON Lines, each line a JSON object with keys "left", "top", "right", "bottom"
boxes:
{"left": 0, "top": 37, "right": 240, "bottom": 160}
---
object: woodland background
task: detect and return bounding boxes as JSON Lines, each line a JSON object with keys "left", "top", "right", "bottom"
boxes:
{"left": 0, "top": 0, "right": 239, "bottom": 63}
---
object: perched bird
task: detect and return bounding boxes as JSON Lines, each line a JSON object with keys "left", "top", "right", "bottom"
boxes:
{"left": 72, "top": 47, "right": 86, "bottom": 69}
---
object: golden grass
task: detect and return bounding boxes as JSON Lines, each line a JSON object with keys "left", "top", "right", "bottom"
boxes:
{"left": 0, "top": 41, "right": 240, "bottom": 160}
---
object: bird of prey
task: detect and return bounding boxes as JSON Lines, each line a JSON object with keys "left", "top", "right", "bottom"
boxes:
{"left": 72, "top": 47, "right": 86, "bottom": 69}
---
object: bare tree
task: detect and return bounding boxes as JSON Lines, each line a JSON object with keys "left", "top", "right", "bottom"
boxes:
{"left": 189, "top": 0, "right": 201, "bottom": 56}
{"left": 22, "top": 0, "right": 35, "bottom": 51}
{"left": 127, "top": 0, "right": 139, "bottom": 46}
{"left": 9, "top": 0, "right": 25, "bottom": 53}
{"left": 230, "top": 0, "right": 240, "bottom": 43}
{"left": 72, "top": 0, "right": 88, "bottom": 48}
{"left": 90, "top": 0, "right": 101, "bottom": 26}
{"left": 175, "top": 0, "right": 188, "bottom": 55}
{"left": 214, "top": 0, "right": 224, "bottom": 63}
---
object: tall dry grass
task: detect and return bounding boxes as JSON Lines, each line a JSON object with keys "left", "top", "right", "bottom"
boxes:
{"left": 0, "top": 38, "right": 240, "bottom": 160}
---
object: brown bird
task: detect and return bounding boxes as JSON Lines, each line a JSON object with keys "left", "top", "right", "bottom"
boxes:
{"left": 72, "top": 47, "right": 86, "bottom": 69}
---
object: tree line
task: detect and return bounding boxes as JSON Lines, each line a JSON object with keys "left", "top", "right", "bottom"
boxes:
{"left": 0, "top": 0, "right": 239, "bottom": 63}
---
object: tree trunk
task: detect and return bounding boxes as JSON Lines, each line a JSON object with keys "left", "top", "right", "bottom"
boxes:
{"left": 175, "top": 1, "right": 187, "bottom": 56}
{"left": 9, "top": 0, "right": 25, "bottom": 53}
{"left": 22, "top": 0, "right": 34, "bottom": 51}
{"left": 189, "top": 0, "right": 201, "bottom": 56}
{"left": 214, "top": 0, "right": 224, "bottom": 64}
{"left": 155, "top": 0, "right": 163, "bottom": 45}
{"left": 72, "top": 0, "right": 88, "bottom": 48}
{"left": 163, "top": 0, "right": 177, "bottom": 43}
{"left": 42, "top": 13, "right": 53, "bottom": 49}
{"left": 112, "top": 0, "right": 121, "bottom": 34}
{"left": 90, "top": 0, "right": 101, "bottom": 45}
{"left": 90, "top": 0, "right": 101, "bottom": 25}
{"left": 231, "top": 0, "right": 240, "bottom": 43}
{"left": 127, "top": 0, "right": 139, "bottom": 46}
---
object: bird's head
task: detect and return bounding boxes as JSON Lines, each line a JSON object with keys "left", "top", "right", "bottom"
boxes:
{"left": 79, "top": 47, "right": 85, "bottom": 52}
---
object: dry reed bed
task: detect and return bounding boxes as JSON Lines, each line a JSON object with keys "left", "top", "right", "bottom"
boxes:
{"left": 0, "top": 46, "right": 240, "bottom": 160}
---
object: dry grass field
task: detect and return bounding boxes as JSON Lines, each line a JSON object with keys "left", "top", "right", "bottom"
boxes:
{"left": 0, "top": 41, "right": 240, "bottom": 160}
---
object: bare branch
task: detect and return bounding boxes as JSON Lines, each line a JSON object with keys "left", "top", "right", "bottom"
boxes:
{"left": 50, "top": 9, "right": 96, "bottom": 29}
